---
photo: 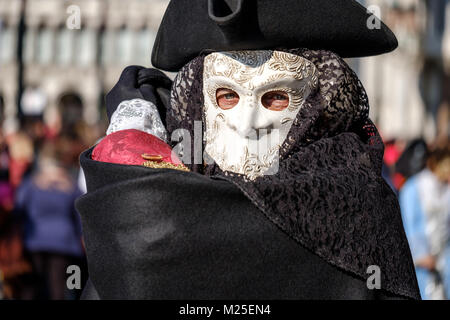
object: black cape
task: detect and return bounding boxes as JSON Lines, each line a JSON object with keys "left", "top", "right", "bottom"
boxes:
{"left": 77, "top": 148, "right": 406, "bottom": 300}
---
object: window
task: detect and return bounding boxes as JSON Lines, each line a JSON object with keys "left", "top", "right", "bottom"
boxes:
{"left": 0, "top": 26, "right": 16, "bottom": 64}
{"left": 56, "top": 27, "right": 74, "bottom": 66}
{"left": 23, "top": 29, "right": 37, "bottom": 63}
{"left": 75, "top": 28, "right": 97, "bottom": 67}
{"left": 135, "top": 28, "right": 156, "bottom": 66}
{"left": 36, "top": 27, "right": 55, "bottom": 65}
{"left": 100, "top": 29, "right": 115, "bottom": 66}
{"left": 116, "top": 27, "right": 134, "bottom": 65}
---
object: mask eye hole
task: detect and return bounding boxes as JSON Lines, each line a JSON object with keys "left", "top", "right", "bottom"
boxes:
{"left": 261, "top": 91, "right": 290, "bottom": 111}
{"left": 216, "top": 88, "right": 240, "bottom": 110}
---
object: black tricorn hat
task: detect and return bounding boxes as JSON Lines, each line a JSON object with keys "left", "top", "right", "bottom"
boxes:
{"left": 151, "top": 0, "right": 398, "bottom": 72}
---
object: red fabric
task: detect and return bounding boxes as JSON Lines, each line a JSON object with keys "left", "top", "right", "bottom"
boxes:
{"left": 384, "top": 144, "right": 401, "bottom": 167}
{"left": 92, "top": 129, "right": 182, "bottom": 166}
{"left": 9, "top": 160, "right": 31, "bottom": 188}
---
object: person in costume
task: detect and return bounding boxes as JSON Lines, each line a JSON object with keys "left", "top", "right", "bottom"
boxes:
{"left": 77, "top": 0, "right": 420, "bottom": 300}
{"left": 400, "top": 143, "right": 450, "bottom": 300}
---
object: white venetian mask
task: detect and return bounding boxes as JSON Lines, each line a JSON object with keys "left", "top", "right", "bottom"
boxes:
{"left": 203, "top": 50, "right": 318, "bottom": 180}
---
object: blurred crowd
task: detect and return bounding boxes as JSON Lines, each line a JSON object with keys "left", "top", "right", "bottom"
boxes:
{"left": 0, "top": 99, "right": 104, "bottom": 300}
{"left": 383, "top": 137, "right": 450, "bottom": 300}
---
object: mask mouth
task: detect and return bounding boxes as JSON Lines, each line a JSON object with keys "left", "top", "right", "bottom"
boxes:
{"left": 227, "top": 123, "right": 276, "bottom": 140}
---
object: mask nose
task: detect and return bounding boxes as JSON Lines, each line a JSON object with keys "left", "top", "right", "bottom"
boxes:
{"left": 226, "top": 100, "right": 272, "bottom": 138}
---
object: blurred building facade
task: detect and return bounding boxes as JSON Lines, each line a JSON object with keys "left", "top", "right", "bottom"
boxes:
{"left": 0, "top": 0, "right": 169, "bottom": 134}
{"left": 360, "top": 0, "right": 450, "bottom": 142}
{"left": 0, "top": 0, "right": 449, "bottom": 143}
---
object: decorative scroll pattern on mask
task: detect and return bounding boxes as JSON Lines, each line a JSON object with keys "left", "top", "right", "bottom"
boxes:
{"left": 203, "top": 50, "right": 318, "bottom": 91}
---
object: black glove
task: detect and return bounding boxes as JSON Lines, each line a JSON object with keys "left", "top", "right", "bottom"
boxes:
{"left": 105, "top": 66, "right": 172, "bottom": 124}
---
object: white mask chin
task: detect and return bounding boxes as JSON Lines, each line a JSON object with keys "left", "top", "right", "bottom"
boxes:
{"left": 203, "top": 50, "right": 318, "bottom": 180}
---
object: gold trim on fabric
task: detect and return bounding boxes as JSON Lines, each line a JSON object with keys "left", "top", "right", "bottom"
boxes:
{"left": 142, "top": 160, "right": 190, "bottom": 172}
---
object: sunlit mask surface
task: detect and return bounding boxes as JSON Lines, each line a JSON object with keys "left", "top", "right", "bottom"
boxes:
{"left": 203, "top": 50, "right": 318, "bottom": 179}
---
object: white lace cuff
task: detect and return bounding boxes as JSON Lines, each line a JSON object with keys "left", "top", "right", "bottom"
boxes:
{"left": 107, "top": 99, "right": 168, "bottom": 142}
